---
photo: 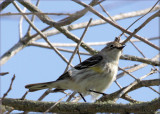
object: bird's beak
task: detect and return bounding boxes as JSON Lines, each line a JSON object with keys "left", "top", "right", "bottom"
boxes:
{"left": 117, "top": 45, "right": 125, "bottom": 50}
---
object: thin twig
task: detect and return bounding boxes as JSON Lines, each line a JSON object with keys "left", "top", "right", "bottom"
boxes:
{"left": 122, "top": 94, "right": 139, "bottom": 103}
{"left": 71, "top": 96, "right": 82, "bottom": 102}
{"left": 29, "top": 37, "right": 160, "bottom": 47}
{"left": 119, "top": 0, "right": 160, "bottom": 38}
{"left": 119, "top": 67, "right": 138, "bottom": 80}
{"left": 44, "top": 93, "right": 70, "bottom": 113}
{"left": 19, "top": 10, "right": 26, "bottom": 40}
{"left": 64, "top": 18, "right": 93, "bottom": 72}
{"left": 21, "top": 91, "right": 29, "bottom": 100}
{"left": 19, "top": 5, "right": 27, "bottom": 40}
{"left": 29, "top": 42, "right": 90, "bottom": 55}
{"left": 77, "top": 49, "right": 82, "bottom": 63}
{"left": 1, "top": 74, "right": 16, "bottom": 100}
{"left": 148, "top": 86, "right": 160, "bottom": 95}
{"left": 26, "top": 0, "right": 40, "bottom": 36}
{"left": 0, "top": 72, "right": 9, "bottom": 76}
{"left": 38, "top": 89, "right": 51, "bottom": 101}
{"left": 120, "top": 64, "right": 138, "bottom": 70}
{"left": 66, "top": 91, "right": 77, "bottom": 102}
{"left": 115, "top": 80, "right": 122, "bottom": 89}
{"left": 0, "top": 12, "right": 71, "bottom": 16}
{"left": 122, "top": 10, "right": 159, "bottom": 44}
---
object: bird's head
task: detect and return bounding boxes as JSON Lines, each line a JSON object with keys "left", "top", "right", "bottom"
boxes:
{"left": 100, "top": 37, "right": 125, "bottom": 60}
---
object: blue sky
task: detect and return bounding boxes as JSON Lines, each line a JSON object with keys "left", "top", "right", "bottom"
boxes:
{"left": 1, "top": 0, "right": 159, "bottom": 108}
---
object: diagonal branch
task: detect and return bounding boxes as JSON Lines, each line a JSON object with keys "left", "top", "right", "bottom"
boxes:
{"left": 113, "top": 69, "right": 157, "bottom": 102}
{"left": 121, "top": 10, "right": 160, "bottom": 44}
{"left": 12, "top": 1, "right": 73, "bottom": 67}
{"left": 64, "top": 18, "right": 93, "bottom": 72}
{"left": 1, "top": 74, "right": 16, "bottom": 101}
{"left": 17, "top": 0, "right": 97, "bottom": 55}
{"left": 73, "top": 0, "right": 160, "bottom": 51}
{"left": 98, "top": 78, "right": 160, "bottom": 102}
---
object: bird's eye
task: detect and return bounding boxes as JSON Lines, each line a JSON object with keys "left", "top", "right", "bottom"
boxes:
{"left": 110, "top": 45, "right": 114, "bottom": 48}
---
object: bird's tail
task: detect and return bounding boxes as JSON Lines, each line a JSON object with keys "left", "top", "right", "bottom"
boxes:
{"left": 25, "top": 81, "right": 56, "bottom": 92}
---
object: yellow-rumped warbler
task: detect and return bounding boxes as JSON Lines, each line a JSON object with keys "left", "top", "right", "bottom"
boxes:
{"left": 25, "top": 38, "right": 125, "bottom": 100}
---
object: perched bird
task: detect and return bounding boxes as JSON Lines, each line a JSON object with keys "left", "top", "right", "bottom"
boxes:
{"left": 25, "top": 38, "right": 125, "bottom": 100}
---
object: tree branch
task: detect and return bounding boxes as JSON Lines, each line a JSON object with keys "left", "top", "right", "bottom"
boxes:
{"left": 98, "top": 79, "right": 160, "bottom": 102}
{"left": 17, "top": 0, "right": 97, "bottom": 54}
{"left": 29, "top": 42, "right": 160, "bottom": 66}
{"left": 1, "top": 5, "right": 159, "bottom": 66}
{"left": 73, "top": 0, "right": 160, "bottom": 51}
{"left": 2, "top": 97, "right": 160, "bottom": 113}
{"left": 117, "top": 54, "right": 159, "bottom": 79}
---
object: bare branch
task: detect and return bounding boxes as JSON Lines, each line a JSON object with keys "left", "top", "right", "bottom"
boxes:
{"left": 30, "top": 6, "right": 160, "bottom": 41}
{"left": 1, "top": 74, "right": 16, "bottom": 100}
{"left": 120, "top": 54, "right": 160, "bottom": 66}
{"left": 19, "top": 6, "right": 27, "bottom": 40}
{"left": 17, "top": 0, "right": 97, "bottom": 55}
{"left": 0, "top": 12, "right": 71, "bottom": 16}
{"left": 52, "top": 0, "right": 99, "bottom": 26}
{"left": 0, "top": 72, "right": 9, "bottom": 76}
{"left": 30, "top": 37, "right": 160, "bottom": 47}
{"left": 12, "top": 1, "right": 73, "bottom": 67}
{"left": 64, "top": 18, "right": 93, "bottom": 72}
{"left": 30, "top": 41, "right": 160, "bottom": 66}
{"left": 26, "top": 0, "right": 40, "bottom": 36}
{"left": 113, "top": 69, "right": 157, "bottom": 102}
{"left": 148, "top": 86, "right": 160, "bottom": 95}
{"left": 117, "top": 54, "right": 160, "bottom": 79}
{"left": 1, "top": 6, "right": 159, "bottom": 66}
{"left": 73, "top": 0, "right": 160, "bottom": 51}
{"left": 119, "top": 0, "right": 160, "bottom": 38}
{"left": 122, "top": 10, "right": 160, "bottom": 44}
{"left": 66, "top": 92, "right": 77, "bottom": 102}
{"left": 20, "top": 91, "right": 29, "bottom": 100}
{"left": 98, "top": 78, "right": 160, "bottom": 102}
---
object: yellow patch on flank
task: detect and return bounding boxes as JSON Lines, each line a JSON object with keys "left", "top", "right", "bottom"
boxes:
{"left": 90, "top": 66, "right": 103, "bottom": 73}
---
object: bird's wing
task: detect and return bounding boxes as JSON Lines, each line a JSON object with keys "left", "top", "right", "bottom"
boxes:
{"left": 56, "top": 71, "right": 71, "bottom": 81}
{"left": 56, "top": 54, "right": 103, "bottom": 81}
{"left": 74, "top": 54, "right": 103, "bottom": 70}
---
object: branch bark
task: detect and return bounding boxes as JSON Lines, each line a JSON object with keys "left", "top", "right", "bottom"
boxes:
{"left": 2, "top": 97, "right": 160, "bottom": 113}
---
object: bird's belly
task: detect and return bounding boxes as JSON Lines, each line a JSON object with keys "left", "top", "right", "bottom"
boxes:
{"left": 75, "top": 69, "right": 116, "bottom": 94}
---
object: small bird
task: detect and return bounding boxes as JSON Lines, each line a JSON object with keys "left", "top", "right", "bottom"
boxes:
{"left": 25, "top": 38, "right": 125, "bottom": 100}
